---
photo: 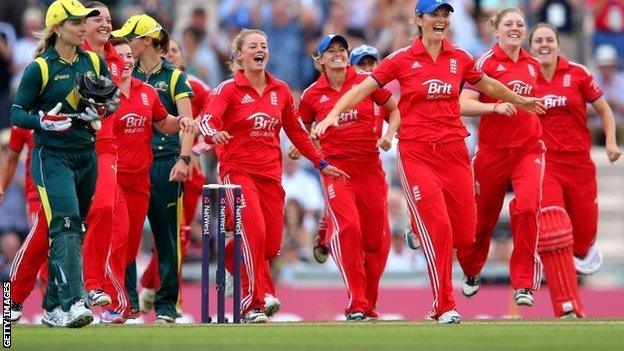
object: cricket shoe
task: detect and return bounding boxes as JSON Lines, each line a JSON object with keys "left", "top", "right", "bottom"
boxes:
{"left": 346, "top": 311, "right": 365, "bottom": 321}
{"left": 9, "top": 301, "right": 22, "bottom": 322}
{"left": 139, "top": 288, "right": 155, "bottom": 313}
{"left": 88, "top": 289, "right": 112, "bottom": 307}
{"left": 514, "top": 289, "right": 534, "bottom": 307}
{"left": 41, "top": 307, "right": 67, "bottom": 327}
{"left": 461, "top": 275, "right": 481, "bottom": 298}
{"left": 100, "top": 310, "right": 125, "bottom": 324}
{"left": 404, "top": 224, "right": 421, "bottom": 250}
{"left": 264, "top": 294, "right": 281, "bottom": 317}
{"left": 437, "top": 310, "right": 462, "bottom": 324}
{"left": 313, "top": 236, "right": 329, "bottom": 264}
{"left": 66, "top": 300, "right": 94, "bottom": 328}
{"left": 574, "top": 244, "right": 603, "bottom": 275}
{"left": 243, "top": 309, "right": 268, "bottom": 324}
{"left": 364, "top": 310, "right": 379, "bottom": 321}
{"left": 156, "top": 315, "right": 176, "bottom": 324}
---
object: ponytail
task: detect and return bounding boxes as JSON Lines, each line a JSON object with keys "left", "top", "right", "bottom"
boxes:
{"left": 33, "top": 27, "right": 57, "bottom": 58}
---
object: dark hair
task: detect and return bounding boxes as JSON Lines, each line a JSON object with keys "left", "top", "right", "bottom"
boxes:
{"left": 152, "top": 28, "right": 170, "bottom": 54}
{"left": 529, "top": 22, "right": 560, "bottom": 45}
{"left": 110, "top": 36, "right": 130, "bottom": 47}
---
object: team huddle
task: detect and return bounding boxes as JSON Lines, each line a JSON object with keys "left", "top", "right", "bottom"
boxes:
{"left": 3, "top": 0, "right": 622, "bottom": 327}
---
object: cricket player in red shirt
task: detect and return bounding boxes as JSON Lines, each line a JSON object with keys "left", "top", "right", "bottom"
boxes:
{"left": 138, "top": 38, "right": 211, "bottom": 314}
{"left": 456, "top": 8, "right": 546, "bottom": 307}
{"left": 298, "top": 35, "right": 398, "bottom": 320}
{"left": 529, "top": 23, "right": 621, "bottom": 317}
{"left": 5, "top": 1, "right": 125, "bottom": 319}
{"left": 1, "top": 126, "right": 44, "bottom": 321}
{"left": 99, "top": 37, "right": 197, "bottom": 323}
{"left": 199, "top": 29, "right": 346, "bottom": 323}
{"left": 314, "top": 0, "right": 544, "bottom": 323}
{"left": 81, "top": 1, "right": 126, "bottom": 308}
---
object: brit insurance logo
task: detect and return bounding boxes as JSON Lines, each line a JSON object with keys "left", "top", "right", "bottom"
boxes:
{"left": 120, "top": 113, "right": 147, "bottom": 133}
{"left": 422, "top": 79, "right": 453, "bottom": 100}
{"left": 337, "top": 108, "right": 359, "bottom": 126}
{"left": 542, "top": 94, "right": 567, "bottom": 109}
{"left": 507, "top": 80, "right": 533, "bottom": 96}
{"left": 247, "top": 112, "right": 279, "bottom": 138}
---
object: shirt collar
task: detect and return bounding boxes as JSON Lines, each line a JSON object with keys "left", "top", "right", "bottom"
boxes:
{"left": 411, "top": 37, "right": 455, "bottom": 56}
{"left": 234, "top": 70, "right": 279, "bottom": 89}
{"left": 316, "top": 66, "right": 357, "bottom": 89}
{"left": 555, "top": 55, "right": 570, "bottom": 71}
{"left": 493, "top": 43, "right": 531, "bottom": 62}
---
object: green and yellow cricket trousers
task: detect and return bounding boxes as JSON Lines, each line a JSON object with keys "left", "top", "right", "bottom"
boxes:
{"left": 30, "top": 146, "right": 97, "bottom": 311}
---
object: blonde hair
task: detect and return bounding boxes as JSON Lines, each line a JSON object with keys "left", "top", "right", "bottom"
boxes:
{"left": 230, "top": 28, "right": 268, "bottom": 65}
{"left": 488, "top": 7, "right": 525, "bottom": 33}
{"left": 33, "top": 26, "right": 57, "bottom": 58}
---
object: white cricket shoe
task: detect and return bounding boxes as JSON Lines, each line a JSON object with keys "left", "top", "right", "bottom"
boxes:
{"left": 155, "top": 315, "right": 176, "bottom": 324}
{"left": 437, "top": 310, "right": 462, "bottom": 324}
{"left": 514, "top": 289, "right": 534, "bottom": 307}
{"left": 41, "top": 307, "right": 67, "bottom": 327}
{"left": 66, "top": 300, "right": 93, "bottom": 328}
{"left": 264, "top": 294, "right": 281, "bottom": 317}
{"left": 574, "top": 244, "right": 603, "bottom": 275}
{"left": 139, "top": 288, "right": 155, "bottom": 313}
{"left": 461, "top": 275, "right": 481, "bottom": 298}
{"left": 87, "top": 289, "right": 112, "bottom": 307}
{"left": 9, "top": 301, "right": 22, "bottom": 322}
{"left": 242, "top": 309, "right": 268, "bottom": 324}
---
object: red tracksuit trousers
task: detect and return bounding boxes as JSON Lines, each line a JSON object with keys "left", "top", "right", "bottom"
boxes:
{"left": 218, "top": 171, "right": 284, "bottom": 315}
{"left": 320, "top": 157, "right": 390, "bottom": 316}
{"left": 457, "top": 142, "right": 544, "bottom": 291}
{"left": 103, "top": 171, "right": 151, "bottom": 315}
{"left": 397, "top": 140, "right": 476, "bottom": 319}
{"left": 543, "top": 151, "right": 598, "bottom": 257}
{"left": 83, "top": 149, "right": 119, "bottom": 292}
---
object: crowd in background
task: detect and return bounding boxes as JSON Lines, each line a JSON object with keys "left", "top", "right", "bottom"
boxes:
{"left": 1, "top": 0, "right": 624, "bottom": 283}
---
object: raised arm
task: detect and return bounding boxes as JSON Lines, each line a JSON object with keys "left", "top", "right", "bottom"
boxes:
{"left": 312, "top": 76, "right": 379, "bottom": 136}
{"left": 591, "top": 96, "right": 622, "bottom": 163}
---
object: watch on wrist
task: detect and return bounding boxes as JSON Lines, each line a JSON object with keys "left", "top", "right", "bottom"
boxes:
{"left": 178, "top": 155, "right": 191, "bottom": 165}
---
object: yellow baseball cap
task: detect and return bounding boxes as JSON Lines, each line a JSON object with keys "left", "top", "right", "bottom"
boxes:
{"left": 111, "top": 14, "right": 162, "bottom": 39}
{"left": 45, "top": 0, "right": 100, "bottom": 28}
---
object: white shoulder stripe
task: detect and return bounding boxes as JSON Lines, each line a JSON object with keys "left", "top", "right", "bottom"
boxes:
{"left": 568, "top": 62, "right": 592, "bottom": 76}
{"left": 475, "top": 50, "right": 494, "bottom": 70}
{"left": 301, "top": 81, "right": 318, "bottom": 99}
{"left": 213, "top": 78, "right": 234, "bottom": 95}
{"left": 386, "top": 45, "right": 410, "bottom": 60}
{"left": 453, "top": 45, "right": 474, "bottom": 60}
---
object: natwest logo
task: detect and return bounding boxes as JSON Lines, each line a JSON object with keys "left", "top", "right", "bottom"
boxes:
{"left": 247, "top": 112, "right": 279, "bottom": 137}
{"left": 507, "top": 80, "right": 533, "bottom": 95}
{"left": 542, "top": 94, "right": 567, "bottom": 109}
{"left": 422, "top": 79, "right": 453, "bottom": 99}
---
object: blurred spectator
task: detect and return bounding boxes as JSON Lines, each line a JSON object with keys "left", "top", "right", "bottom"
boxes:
{"left": 0, "top": 0, "right": 27, "bottom": 38}
{"left": 181, "top": 27, "right": 224, "bottom": 88}
{"left": 591, "top": 44, "right": 624, "bottom": 144}
{"left": 466, "top": 12, "right": 497, "bottom": 57}
{"left": 387, "top": 188, "right": 408, "bottom": 232}
{"left": 10, "top": 7, "right": 42, "bottom": 96}
{"left": 219, "top": 0, "right": 256, "bottom": 32}
{"left": 283, "top": 198, "right": 314, "bottom": 262}
{"left": 590, "top": 0, "right": 624, "bottom": 60}
{"left": 385, "top": 228, "right": 426, "bottom": 272}
{"left": 0, "top": 230, "right": 21, "bottom": 281}
{"left": 0, "top": 21, "right": 13, "bottom": 129}
{"left": 449, "top": 0, "right": 478, "bottom": 51}
{"left": 0, "top": 141, "right": 28, "bottom": 239}
{"left": 530, "top": 0, "right": 584, "bottom": 61}
{"left": 480, "top": 0, "right": 524, "bottom": 13}
{"left": 282, "top": 156, "right": 323, "bottom": 225}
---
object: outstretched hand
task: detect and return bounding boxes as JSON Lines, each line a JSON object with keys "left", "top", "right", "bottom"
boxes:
{"left": 519, "top": 97, "right": 546, "bottom": 115}
{"left": 321, "top": 165, "right": 349, "bottom": 179}
{"left": 212, "top": 131, "right": 233, "bottom": 145}
{"left": 312, "top": 114, "right": 339, "bottom": 138}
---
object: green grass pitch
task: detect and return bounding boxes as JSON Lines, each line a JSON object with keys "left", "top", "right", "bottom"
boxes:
{"left": 11, "top": 319, "right": 624, "bottom": 351}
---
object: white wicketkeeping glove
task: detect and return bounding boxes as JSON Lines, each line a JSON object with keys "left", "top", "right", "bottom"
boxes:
{"left": 38, "top": 103, "right": 72, "bottom": 132}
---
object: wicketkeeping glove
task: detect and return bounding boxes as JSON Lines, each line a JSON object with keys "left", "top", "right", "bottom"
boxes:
{"left": 76, "top": 73, "right": 120, "bottom": 116}
{"left": 38, "top": 102, "right": 72, "bottom": 132}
